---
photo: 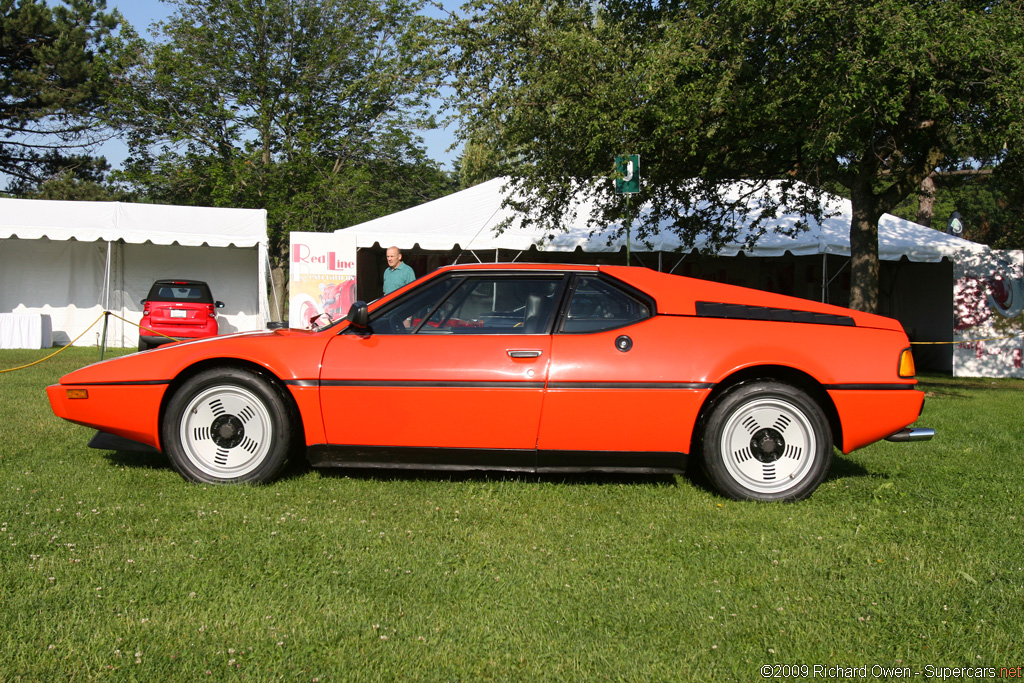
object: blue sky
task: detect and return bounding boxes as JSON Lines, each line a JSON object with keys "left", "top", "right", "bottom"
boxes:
{"left": 105, "top": 1, "right": 459, "bottom": 170}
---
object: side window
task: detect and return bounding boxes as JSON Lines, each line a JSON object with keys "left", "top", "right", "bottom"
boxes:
{"left": 369, "top": 277, "right": 459, "bottom": 334}
{"left": 421, "top": 277, "right": 562, "bottom": 334}
{"left": 368, "top": 275, "right": 564, "bottom": 335}
{"left": 560, "top": 276, "right": 652, "bottom": 333}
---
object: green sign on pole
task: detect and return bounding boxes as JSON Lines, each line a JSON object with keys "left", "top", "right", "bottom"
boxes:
{"left": 615, "top": 154, "right": 640, "bottom": 194}
{"left": 615, "top": 154, "right": 640, "bottom": 265}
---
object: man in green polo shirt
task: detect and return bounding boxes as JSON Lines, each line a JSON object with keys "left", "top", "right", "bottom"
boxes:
{"left": 382, "top": 246, "right": 415, "bottom": 295}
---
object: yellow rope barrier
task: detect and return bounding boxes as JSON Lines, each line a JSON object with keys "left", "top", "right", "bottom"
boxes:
{"left": 0, "top": 311, "right": 186, "bottom": 374}
{"left": 107, "top": 312, "right": 181, "bottom": 343}
{"left": 0, "top": 312, "right": 108, "bottom": 374}
{"left": 912, "top": 333, "right": 1023, "bottom": 345}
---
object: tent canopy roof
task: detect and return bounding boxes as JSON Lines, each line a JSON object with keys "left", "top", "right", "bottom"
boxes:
{"left": 340, "top": 177, "right": 986, "bottom": 263}
{"left": 0, "top": 197, "right": 267, "bottom": 248}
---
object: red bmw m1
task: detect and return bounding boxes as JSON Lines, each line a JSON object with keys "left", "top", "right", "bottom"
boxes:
{"left": 48, "top": 263, "right": 932, "bottom": 501}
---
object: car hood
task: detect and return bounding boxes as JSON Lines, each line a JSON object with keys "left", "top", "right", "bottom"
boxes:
{"left": 57, "top": 327, "right": 327, "bottom": 386}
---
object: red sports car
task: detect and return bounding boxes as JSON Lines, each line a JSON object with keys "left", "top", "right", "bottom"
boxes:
{"left": 48, "top": 263, "right": 932, "bottom": 501}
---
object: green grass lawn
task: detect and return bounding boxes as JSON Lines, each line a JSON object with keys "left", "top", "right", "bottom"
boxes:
{"left": 1, "top": 348, "right": 1022, "bottom": 681}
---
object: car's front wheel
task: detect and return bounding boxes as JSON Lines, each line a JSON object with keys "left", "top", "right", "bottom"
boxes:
{"left": 161, "top": 367, "right": 294, "bottom": 484}
{"left": 700, "top": 381, "right": 832, "bottom": 502}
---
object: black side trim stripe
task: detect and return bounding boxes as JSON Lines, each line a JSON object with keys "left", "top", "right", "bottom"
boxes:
{"left": 696, "top": 301, "right": 855, "bottom": 327}
{"left": 548, "top": 382, "right": 713, "bottom": 390}
{"left": 825, "top": 383, "right": 916, "bottom": 391}
{"left": 63, "top": 380, "right": 170, "bottom": 386}
{"left": 296, "top": 379, "right": 713, "bottom": 390}
{"left": 319, "top": 380, "right": 547, "bottom": 389}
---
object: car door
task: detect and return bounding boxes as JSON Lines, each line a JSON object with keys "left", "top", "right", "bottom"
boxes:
{"left": 536, "top": 274, "right": 712, "bottom": 467}
{"left": 319, "top": 273, "right": 565, "bottom": 464}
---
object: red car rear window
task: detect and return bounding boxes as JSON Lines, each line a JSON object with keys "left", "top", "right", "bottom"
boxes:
{"left": 146, "top": 282, "right": 213, "bottom": 304}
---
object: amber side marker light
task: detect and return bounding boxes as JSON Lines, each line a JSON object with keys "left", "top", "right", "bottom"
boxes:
{"left": 898, "top": 348, "right": 916, "bottom": 379}
{"left": 66, "top": 389, "right": 89, "bottom": 400}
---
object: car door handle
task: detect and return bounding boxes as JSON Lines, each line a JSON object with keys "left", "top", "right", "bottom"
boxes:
{"left": 507, "top": 349, "right": 543, "bottom": 358}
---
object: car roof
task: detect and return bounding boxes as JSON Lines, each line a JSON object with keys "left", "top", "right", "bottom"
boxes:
{"left": 434, "top": 263, "right": 599, "bottom": 274}
{"left": 151, "top": 279, "right": 211, "bottom": 286}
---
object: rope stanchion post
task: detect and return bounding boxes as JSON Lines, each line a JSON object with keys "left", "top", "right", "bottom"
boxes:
{"left": 99, "top": 311, "right": 110, "bottom": 361}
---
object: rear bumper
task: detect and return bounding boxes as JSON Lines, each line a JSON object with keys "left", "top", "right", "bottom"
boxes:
{"left": 885, "top": 427, "right": 935, "bottom": 443}
{"left": 140, "top": 334, "right": 209, "bottom": 347}
{"left": 828, "top": 386, "right": 927, "bottom": 452}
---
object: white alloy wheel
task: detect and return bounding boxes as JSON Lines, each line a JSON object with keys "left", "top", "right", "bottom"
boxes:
{"left": 178, "top": 384, "right": 275, "bottom": 479}
{"left": 719, "top": 396, "right": 817, "bottom": 495}
{"left": 162, "top": 368, "right": 293, "bottom": 484}
{"left": 702, "top": 381, "right": 832, "bottom": 501}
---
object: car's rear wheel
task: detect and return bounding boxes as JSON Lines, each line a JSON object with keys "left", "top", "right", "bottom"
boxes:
{"left": 161, "top": 367, "right": 293, "bottom": 484}
{"left": 701, "top": 381, "right": 832, "bottom": 502}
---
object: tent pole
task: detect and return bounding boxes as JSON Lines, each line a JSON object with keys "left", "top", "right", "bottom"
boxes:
{"left": 267, "top": 248, "right": 280, "bottom": 322}
{"left": 99, "top": 241, "right": 111, "bottom": 359}
{"left": 822, "top": 253, "right": 826, "bottom": 303}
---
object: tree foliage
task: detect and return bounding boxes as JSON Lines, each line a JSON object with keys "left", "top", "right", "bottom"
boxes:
{"left": 0, "top": 0, "right": 124, "bottom": 192}
{"left": 448, "top": 0, "right": 1024, "bottom": 312}
{"left": 110, "top": 0, "right": 454, "bottom": 312}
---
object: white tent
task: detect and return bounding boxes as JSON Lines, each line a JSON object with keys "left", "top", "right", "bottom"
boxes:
{"left": 340, "top": 177, "right": 987, "bottom": 262}
{"left": 1, "top": 198, "right": 270, "bottom": 347}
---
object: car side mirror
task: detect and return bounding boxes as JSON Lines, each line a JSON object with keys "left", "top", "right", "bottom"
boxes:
{"left": 215, "top": 301, "right": 225, "bottom": 308}
{"left": 140, "top": 299, "right": 147, "bottom": 305}
{"left": 347, "top": 301, "right": 369, "bottom": 329}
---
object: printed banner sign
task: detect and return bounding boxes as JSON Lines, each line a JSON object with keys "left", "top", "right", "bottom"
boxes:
{"left": 289, "top": 232, "right": 357, "bottom": 329}
{"left": 953, "top": 249, "right": 1023, "bottom": 377}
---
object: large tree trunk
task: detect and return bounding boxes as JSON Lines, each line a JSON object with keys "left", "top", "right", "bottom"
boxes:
{"left": 848, "top": 184, "right": 880, "bottom": 313}
{"left": 916, "top": 174, "right": 936, "bottom": 227}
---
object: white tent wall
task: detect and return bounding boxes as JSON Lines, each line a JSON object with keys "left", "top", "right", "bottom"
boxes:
{"left": 0, "top": 236, "right": 108, "bottom": 346}
{"left": 1, "top": 198, "right": 270, "bottom": 348}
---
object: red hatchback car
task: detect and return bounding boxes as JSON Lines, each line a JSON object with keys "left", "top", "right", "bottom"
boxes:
{"left": 138, "top": 280, "right": 224, "bottom": 351}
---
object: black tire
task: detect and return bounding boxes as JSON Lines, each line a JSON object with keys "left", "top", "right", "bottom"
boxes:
{"left": 138, "top": 339, "right": 150, "bottom": 352}
{"left": 700, "top": 380, "right": 832, "bottom": 502}
{"left": 161, "top": 367, "right": 294, "bottom": 484}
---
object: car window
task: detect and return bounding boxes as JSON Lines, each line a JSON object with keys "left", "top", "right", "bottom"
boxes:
{"left": 370, "top": 275, "right": 563, "bottom": 335}
{"left": 147, "top": 283, "right": 213, "bottom": 303}
{"left": 560, "top": 276, "right": 651, "bottom": 333}
{"left": 369, "top": 277, "right": 460, "bottom": 334}
{"left": 422, "top": 277, "right": 562, "bottom": 334}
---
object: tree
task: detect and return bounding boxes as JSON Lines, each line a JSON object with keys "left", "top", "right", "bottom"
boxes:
{"left": 0, "top": 0, "right": 125, "bottom": 192}
{"left": 110, "top": 0, "right": 454, "bottom": 316}
{"left": 448, "top": 0, "right": 1024, "bottom": 312}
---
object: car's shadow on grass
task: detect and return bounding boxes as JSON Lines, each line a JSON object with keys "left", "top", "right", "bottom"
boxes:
{"left": 100, "top": 449, "right": 873, "bottom": 491}
{"left": 828, "top": 453, "right": 873, "bottom": 481}
{"left": 680, "top": 450, "right": 873, "bottom": 498}
{"left": 99, "top": 448, "right": 315, "bottom": 483}
{"left": 313, "top": 464, "right": 680, "bottom": 488}
{"left": 102, "top": 449, "right": 173, "bottom": 472}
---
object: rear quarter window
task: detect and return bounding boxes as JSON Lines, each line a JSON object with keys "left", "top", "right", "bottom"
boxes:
{"left": 560, "top": 276, "right": 652, "bottom": 333}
